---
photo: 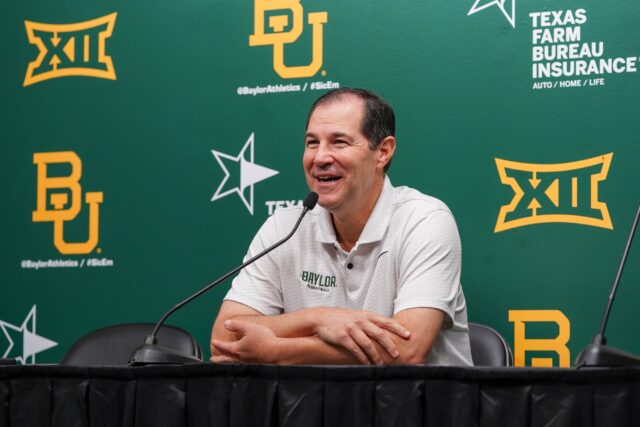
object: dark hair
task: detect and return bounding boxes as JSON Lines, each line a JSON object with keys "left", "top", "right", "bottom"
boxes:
{"left": 306, "top": 88, "right": 395, "bottom": 171}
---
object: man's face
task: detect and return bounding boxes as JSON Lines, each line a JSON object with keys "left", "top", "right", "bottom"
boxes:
{"left": 303, "top": 96, "right": 383, "bottom": 216}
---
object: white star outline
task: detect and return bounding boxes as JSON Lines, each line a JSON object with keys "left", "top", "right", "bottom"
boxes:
{"left": 468, "top": 0, "right": 516, "bottom": 28}
{"left": 0, "top": 305, "right": 58, "bottom": 364}
{"left": 211, "top": 132, "right": 279, "bottom": 215}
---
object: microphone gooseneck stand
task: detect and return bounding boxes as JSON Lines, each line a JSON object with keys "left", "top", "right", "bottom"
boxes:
{"left": 575, "top": 201, "right": 640, "bottom": 367}
{"left": 129, "top": 192, "right": 319, "bottom": 365}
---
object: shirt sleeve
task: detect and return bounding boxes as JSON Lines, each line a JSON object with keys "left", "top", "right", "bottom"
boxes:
{"left": 224, "top": 214, "right": 284, "bottom": 316}
{"left": 393, "top": 208, "right": 462, "bottom": 329}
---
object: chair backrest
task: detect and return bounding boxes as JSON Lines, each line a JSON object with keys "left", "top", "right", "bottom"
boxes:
{"left": 468, "top": 322, "right": 513, "bottom": 367}
{"left": 61, "top": 323, "right": 203, "bottom": 365}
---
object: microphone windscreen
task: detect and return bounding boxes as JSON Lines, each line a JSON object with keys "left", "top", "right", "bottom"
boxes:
{"left": 303, "top": 192, "right": 319, "bottom": 210}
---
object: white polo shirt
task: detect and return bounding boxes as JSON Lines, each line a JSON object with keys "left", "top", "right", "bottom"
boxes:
{"left": 225, "top": 176, "right": 473, "bottom": 366}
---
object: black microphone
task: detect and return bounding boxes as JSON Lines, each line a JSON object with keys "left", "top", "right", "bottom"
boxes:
{"left": 129, "top": 192, "right": 319, "bottom": 365}
{"left": 575, "top": 200, "right": 640, "bottom": 367}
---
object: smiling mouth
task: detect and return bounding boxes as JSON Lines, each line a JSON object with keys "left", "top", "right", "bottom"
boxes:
{"left": 317, "top": 176, "right": 342, "bottom": 183}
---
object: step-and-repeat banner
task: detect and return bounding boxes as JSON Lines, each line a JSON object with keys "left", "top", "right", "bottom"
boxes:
{"left": 1, "top": 0, "right": 639, "bottom": 366}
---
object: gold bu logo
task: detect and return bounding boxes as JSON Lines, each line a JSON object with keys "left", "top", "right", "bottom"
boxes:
{"left": 23, "top": 13, "right": 117, "bottom": 87}
{"left": 249, "top": 0, "right": 328, "bottom": 79}
{"left": 32, "top": 152, "right": 103, "bottom": 255}
{"left": 494, "top": 154, "right": 613, "bottom": 232}
{"left": 509, "top": 310, "right": 571, "bottom": 367}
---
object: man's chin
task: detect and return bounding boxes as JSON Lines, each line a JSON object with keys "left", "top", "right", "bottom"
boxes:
{"left": 316, "top": 196, "right": 340, "bottom": 211}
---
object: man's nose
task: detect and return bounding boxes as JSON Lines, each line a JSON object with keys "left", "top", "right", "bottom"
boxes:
{"left": 313, "top": 142, "right": 333, "bottom": 166}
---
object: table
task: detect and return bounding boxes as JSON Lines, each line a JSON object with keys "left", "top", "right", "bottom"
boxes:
{"left": 1, "top": 364, "right": 639, "bottom": 426}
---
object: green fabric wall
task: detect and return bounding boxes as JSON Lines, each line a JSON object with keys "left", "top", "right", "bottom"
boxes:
{"left": 1, "top": 0, "right": 639, "bottom": 366}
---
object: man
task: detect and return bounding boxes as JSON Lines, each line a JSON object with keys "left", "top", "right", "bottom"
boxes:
{"left": 210, "top": 88, "right": 472, "bottom": 366}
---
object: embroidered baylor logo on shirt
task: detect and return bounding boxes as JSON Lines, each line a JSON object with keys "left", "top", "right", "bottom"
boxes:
{"left": 301, "top": 270, "right": 337, "bottom": 293}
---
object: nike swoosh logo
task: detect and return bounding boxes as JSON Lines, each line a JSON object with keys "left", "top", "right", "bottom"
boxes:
{"left": 377, "top": 250, "right": 389, "bottom": 260}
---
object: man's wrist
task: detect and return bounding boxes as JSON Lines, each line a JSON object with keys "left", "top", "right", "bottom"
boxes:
{"left": 265, "top": 336, "right": 286, "bottom": 364}
{"left": 303, "top": 307, "right": 322, "bottom": 334}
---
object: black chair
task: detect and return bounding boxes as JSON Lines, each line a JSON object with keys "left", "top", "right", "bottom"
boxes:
{"left": 468, "top": 322, "right": 513, "bottom": 367}
{"left": 61, "top": 323, "right": 203, "bottom": 365}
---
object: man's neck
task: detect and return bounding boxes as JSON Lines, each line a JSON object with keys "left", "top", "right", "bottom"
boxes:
{"left": 331, "top": 178, "right": 385, "bottom": 252}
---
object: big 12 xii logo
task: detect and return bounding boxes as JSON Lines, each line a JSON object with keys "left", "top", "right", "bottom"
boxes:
{"left": 495, "top": 154, "right": 612, "bottom": 232}
{"left": 23, "top": 13, "right": 117, "bottom": 86}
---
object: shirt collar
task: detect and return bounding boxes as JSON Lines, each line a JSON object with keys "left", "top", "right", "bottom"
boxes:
{"left": 314, "top": 175, "right": 395, "bottom": 246}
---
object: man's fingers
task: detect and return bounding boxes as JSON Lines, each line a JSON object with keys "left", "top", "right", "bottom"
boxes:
{"left": 316, "top": 311, "right": 411, "bottom": 364}
{"left": 211, "top": 339, "right": 236, "bottom": 355}
{"left": 351, "top": 328, "right": 383, "bottom": 365}
{"left": 338, "top": 335, "right": 372, "bottom": 365}
{"left": 210, "top": 354, "right": 238, "bottom": 364}
{"left": 223, "top": 319, "right": 249, "bottom": 334}
{"left": 374, "top": 316, "right": 411, "bottom": 339}
{"left": 363, "top": 325, "right": 400, "bottom": 359}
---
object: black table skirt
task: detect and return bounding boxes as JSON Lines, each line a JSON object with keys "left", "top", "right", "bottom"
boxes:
{"left": 1, "top": 364, "right": 639, "bottom": 427}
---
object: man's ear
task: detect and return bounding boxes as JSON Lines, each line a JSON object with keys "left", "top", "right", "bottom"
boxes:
{"left": 377, "top": 136, "right": 396, "bottom": 170}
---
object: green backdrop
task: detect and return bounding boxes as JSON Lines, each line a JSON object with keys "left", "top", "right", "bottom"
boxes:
{"left": 1, "top": 0, "right": 639, "bottom": 366}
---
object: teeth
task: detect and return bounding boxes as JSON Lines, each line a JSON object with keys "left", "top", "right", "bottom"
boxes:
{"left": 318, "top": 176, "right": 340, "bottom": 182}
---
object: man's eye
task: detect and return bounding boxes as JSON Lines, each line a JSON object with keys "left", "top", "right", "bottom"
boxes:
{"left": 335, "top": 140, "right": 347, "bottom": 146}
{"left": 306, "top": 140, "right": 318, "bottom": 147}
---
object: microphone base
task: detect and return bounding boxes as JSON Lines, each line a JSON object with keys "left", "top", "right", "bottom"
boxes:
{"left": 575, "top": 343, "right": 640, "bottom": 367}
{"left": 129, "top": 343, "right": 203, "bottom": 366}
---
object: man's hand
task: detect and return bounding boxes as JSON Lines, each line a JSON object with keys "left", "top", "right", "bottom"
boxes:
{"left": 312, "top": 307, "right": 411, "bottom": 365}
{"left": 211, "top": 320, "right": 280, "bottom": 364}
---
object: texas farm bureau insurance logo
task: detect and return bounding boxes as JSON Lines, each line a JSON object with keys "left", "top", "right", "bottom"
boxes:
{"left": 23, "top": 13, "right": 117, "bottom": 86}
{"left": 211, "top": 133, "right": 279, "bottom": 215}
{"left": 238, "top": 0, "right": 340, "bottom": 96}
{"left": 467, "top": 3, "right": 639, "bottom": 90}
{"left": 494, "top": 154, "right": 613, "bottom": 232}
{"left": 22, "top": 151, "right": 114, "bottom": 270}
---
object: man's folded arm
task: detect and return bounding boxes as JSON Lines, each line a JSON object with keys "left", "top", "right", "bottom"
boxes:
{"left": 210, "top": 300, "right": 444, "bottom": 365}
{"left": 210, "top": 300, "right": 357, "bottom": 364}
{"left": 211, "top": 300, "right": 325, "bottom": 341}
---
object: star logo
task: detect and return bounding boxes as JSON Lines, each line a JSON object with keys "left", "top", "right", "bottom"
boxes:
{"left": 0, "top": 305, "right": 58, "bottom": 364}
{"left": 211, "top": 133, "right": 279, "bottom": 215}
{"left": 468, "top": 0, "right": 516, "bottom": 28}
